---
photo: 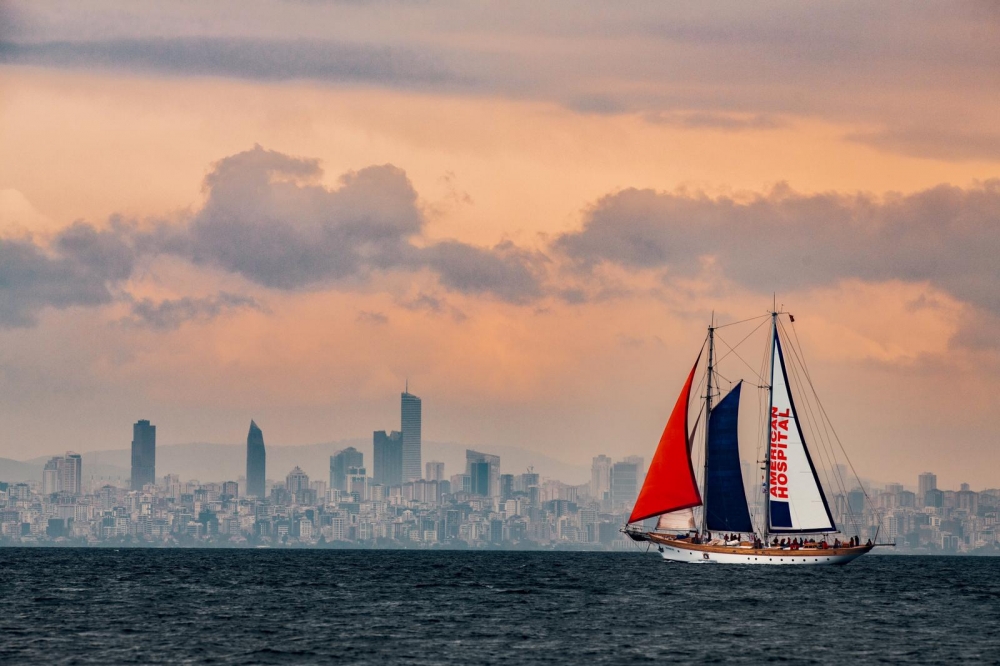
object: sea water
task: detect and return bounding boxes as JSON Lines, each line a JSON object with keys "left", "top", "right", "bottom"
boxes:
{"left": 1, "top": 548, "right": 997, "bottom": 664}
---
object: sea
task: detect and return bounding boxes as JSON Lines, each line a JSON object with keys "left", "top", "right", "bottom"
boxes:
{"left": 1, "top": 549, "right": 997, "bottom": 664}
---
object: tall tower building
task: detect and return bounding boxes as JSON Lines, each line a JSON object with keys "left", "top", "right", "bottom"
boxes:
{"left": 401, "top": 388, "right": 422, "bottom": 482}
{"left": 63, "top": 452, "right": 82, "bottom": 495}
{"left": 330, "top": 447, "right": 363, "bottom": 491}
{"left": 131, "top": 420, "right": 156, "bottom": 491}
{"left": 373, "top": 430, "right": 403, "bottom": 487}
{"left": 285, "top": 466, "right": 310, "bottom": 496}
{"left": 466, "top": 449, "right": 500, "bottom": 497}
{"left": 43, "top": 457, "right": 62, "bottom": 495}
{"left": 591, "top": 455, "right": 612, "bottom": 500}
{"left": 918, "top": 472, "right": 937, "bottom": 505}
{"left": 610, "top": 459, "right": 640, "bottom": 511}
{"left": 246, "top": 420, "right": 266, "bottom": 498}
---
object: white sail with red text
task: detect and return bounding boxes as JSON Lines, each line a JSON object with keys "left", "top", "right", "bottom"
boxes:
{"left": 767, "top": 331, "right": 836, "bottom": 533}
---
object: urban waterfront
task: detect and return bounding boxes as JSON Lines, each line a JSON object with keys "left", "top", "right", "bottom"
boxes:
{"left": 1, "top": 549, "right": 998, "bottom": 664}
{"left": 1, "top": 388, "right": 997, "bottom": 553}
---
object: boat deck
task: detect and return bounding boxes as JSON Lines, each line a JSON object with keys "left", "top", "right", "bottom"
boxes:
{"left": 646, "top": 532, "right": 873, "bottom": 558}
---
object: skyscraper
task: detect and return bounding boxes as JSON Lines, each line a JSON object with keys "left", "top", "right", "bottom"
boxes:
{"left": 469, "top": 461, "right": 491, "bottom": 496}
{"left": 466, "top": 449, "right": 500, "bottom": 497}
{"left": 610, "top": 459, "right": 640, "bottom": 511}
{"left": 401, "top": 389, "right": 422, "bottom": 482}
{"left": 286, "top": 466, "right": 310, "bottom": 497}
{"left": 63, "top": 452, "right": 82, "bottom": 496}
{"left": 591, "top": 455, "right": 612, "bottom": 500}
{"left": 330, "top": 447, "right": 363, "bottom": 491}
{"left": 918, "top": 472, "right": 937, "bottom": 505}
{"left": 246, "top": 420, "right": 266, "bottom": 498}
{"left": 131, "top": 420, "right": 155, "bottom": 491}
{"left": 42, "top": 457, "right": 61, "bottom": 495}
{"left": 373, "top": 430, "right": 403, "bottom": 487}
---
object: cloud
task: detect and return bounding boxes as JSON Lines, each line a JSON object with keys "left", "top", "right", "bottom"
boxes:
{"left": 846, "top": 127, "right": 1000, "bottom": 162}
{"left": 0, "top": 221, "right": 135, "bottom": 327}
{"left": 422, "top": 240, "right": 546, "bottom": 305}
{"left": 0, "top": 37, "right": 462, "bottom": 88}
{"left": 643, "top": 112, "right": 785, "bottom": 132}
{"left": 125, "top": 292, "right": 264, "bottom": 330}
{"left": 356, "top": 310, "right": 388, "bottom": 326}
{"left": 555, "top": 180, "right": 1000, "bottom": 315}
{"left": 172, "top": 145, "right": 424, "bottom": 289}
{"left": 146, "top": 145, "right": 547, "bottom": 303}
{"left": 398, "top": 292, "right": 467, "bottom": 321}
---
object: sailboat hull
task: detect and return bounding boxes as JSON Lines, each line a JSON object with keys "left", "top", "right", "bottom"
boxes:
{"left": 649, "top": 534, "right": 872, "bottom": 566}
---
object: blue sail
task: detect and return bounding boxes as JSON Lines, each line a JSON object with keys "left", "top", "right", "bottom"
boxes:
{"left": 705, "top": 382, "right": 754, "bottom": 533}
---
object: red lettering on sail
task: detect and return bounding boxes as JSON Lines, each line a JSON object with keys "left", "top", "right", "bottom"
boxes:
{"left": 769, "top": 407, "right": 791, "bottom": 501}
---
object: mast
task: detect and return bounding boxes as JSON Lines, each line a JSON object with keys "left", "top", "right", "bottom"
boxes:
{"left": 701, "top": 316, "right": 715, "bottom": 535}
{"left": 763, "top": 309, "right": 777, "bottom": 543}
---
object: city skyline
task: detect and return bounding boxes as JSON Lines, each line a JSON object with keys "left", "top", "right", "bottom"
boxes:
{"left": 2, "top": 4, "right": 1000, "bottom": 491}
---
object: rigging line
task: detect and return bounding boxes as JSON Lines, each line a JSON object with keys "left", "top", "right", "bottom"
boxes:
{"left": 778, "top": 320, "right": 874, "bottom": 536}
{"left": 715, "top": 330, "right": 768, "bottom": 384}
{"left": 714, "top": 317, "right": 770, "bottom": 368}
{"left": 777, "top": 324, "right": 854, "bottom": 535}
{"left": 713, "top": 312, "right": 772, "bottom": 330}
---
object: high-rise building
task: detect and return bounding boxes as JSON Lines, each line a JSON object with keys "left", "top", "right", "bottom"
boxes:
{"left": 500, "top": 473, "right": 514, "bottom": 501}
{"left": 347, "top": 466, "right": 368, "bottom": 501}
{"left": 426, "top": 461, "right": 445, "bottom": 482}
{"left": 286, "top": 466, "right": 310, "bottom": 497}
{"left": 131, "top": 420, "right": 156, "bottom": 491}
{"left": 373, "top": 430, "right": 403, "bottom": 487}
{"left": 246, "top": 420, "right": 266, "bottom": 498}
{"left": 466, "top": 450, "right": 500, "bottom": 497}
{"left": 470, "top": 461, "right": 491, "bottom": 496}
{"left": 221, "top": 481, "right": 239, "bottom": 498}
{"left": 43, "top": 457, "right": 61, "bottom": 495}
{"left": 330, "top": 447, "right": 363, "bottom": 491}
{"left": 918, "top": 472, "right": 937, "bottom": 505}
{"left": 401, "top": 389, "right": 422, "bottom": 482}
{"left": 591, "top": 455, "right": 612, "bottom": 500}
{"left": 610, "top": 459, "right": 640, "bottom": 511}
{"left": 62, "top": 452, "right": 82, "bottom": 495}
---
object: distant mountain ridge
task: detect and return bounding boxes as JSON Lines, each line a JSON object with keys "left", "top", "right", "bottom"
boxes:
{"left": 0, "top": 440, "right": 590, "bottom": 487}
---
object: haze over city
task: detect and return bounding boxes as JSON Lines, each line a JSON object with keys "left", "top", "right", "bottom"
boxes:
{"left": 2, "top": 1, "right": 1000, "bottom": 494}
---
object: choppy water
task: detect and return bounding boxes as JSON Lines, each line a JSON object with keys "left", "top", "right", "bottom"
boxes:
{"left": 1, "top": 549, "right": 998, "bottom": 664}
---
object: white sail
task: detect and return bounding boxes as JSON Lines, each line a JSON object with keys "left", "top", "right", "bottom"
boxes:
{"left": 656, "top": 508, "right": 696, "bottom": 531}
{"left": 768, "top": 333, "right": 835, "bottom": 533}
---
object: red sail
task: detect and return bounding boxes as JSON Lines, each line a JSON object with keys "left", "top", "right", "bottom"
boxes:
{"left": 628, "top": 354, "right": 703, "bottom": 524}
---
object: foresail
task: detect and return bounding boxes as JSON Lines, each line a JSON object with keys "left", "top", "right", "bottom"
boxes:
{"left": 628, "top": 353, "right": 703, "bottom": 524}
{"left": 657, "top": 508, "right": 696, "bottom": 531}
{"left": 705, "top": 382, "right": 753, "bottom": 533}
{"left": 768, "top": 334, "right": 836, "bottom": 533}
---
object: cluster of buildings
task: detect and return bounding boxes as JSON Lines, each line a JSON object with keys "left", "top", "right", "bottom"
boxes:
{"left": 4, "top": 390, "right": 999, "bottom": 553}
{"left": 0, "top": 390, "right": 646, "bottom": 549}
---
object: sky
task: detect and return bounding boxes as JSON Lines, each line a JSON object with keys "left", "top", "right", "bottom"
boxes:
{"left": 1, "top": 1, "right": 999, "bottom": 490}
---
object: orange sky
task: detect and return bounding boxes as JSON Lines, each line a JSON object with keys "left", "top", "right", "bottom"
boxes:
{"left": 1, "top": 2, "right": 999, "bottom": 490}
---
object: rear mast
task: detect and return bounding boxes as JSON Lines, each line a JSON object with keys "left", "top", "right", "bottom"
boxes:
{"left": 701, "top": 314, "right": 715, "bottom": 536}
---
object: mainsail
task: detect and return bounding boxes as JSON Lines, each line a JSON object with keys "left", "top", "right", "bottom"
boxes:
{"left": 767, "top": 332, "right": 836, "bottom": 533}
{"left": 628, "top": 354, "right": 702, "bottom": 524}
{"left": 705, "top": 382, "right": 753, "bottom": 533}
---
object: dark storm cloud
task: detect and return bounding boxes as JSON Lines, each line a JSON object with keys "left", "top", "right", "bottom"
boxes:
{"left": 0, "top": 222, "right": 135, "bottom": 327}
{"left": 555, "top": 181, "right": 1000, "bottom": 314}
{"left": 0, "top": 37, "right": 462, "bottom": 88}
{"left": 126, "top": 292, "right": 263, "bottom": 330}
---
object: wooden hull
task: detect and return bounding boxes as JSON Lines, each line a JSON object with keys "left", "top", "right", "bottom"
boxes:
{"left": 647, "top": 533, "right": 872, "bottom": 566}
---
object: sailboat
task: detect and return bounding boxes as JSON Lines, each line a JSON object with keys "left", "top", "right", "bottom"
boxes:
{"left": 625, "top": 310, "right": 880, "bottom": 565}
